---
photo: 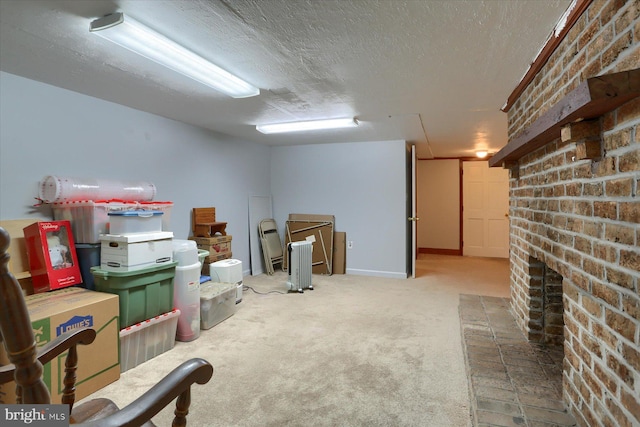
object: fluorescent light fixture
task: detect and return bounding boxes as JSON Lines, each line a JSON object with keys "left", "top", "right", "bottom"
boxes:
{"left": 476, "top": 150, "right": 488, "bottom": 158}
{"left": 90, "top": 12, "right": 260, "bottom": 98}
{"left": 256, "top": 117, "right": 358, "bottom": 134}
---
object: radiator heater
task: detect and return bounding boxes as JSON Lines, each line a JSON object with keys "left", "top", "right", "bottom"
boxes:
{"left": 286, "top": 241, "right": 313, "bottom": 293}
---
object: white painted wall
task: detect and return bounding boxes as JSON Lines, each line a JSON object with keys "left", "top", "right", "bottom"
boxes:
{"left": 1, "top": 72, "right": 409, "bottom": 278}
{"left": 271, "top": 141, "right": 408, "bottom": 278}
{"left": 0, "top": 72, "right": 271, "bottom": 274}
{"left": 417, "top": 159, "right": 460, "bottom": 250}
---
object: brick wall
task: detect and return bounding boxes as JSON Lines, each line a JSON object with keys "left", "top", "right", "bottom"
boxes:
{"left": 505, "top": 1, "right": 639, "bottom": 426}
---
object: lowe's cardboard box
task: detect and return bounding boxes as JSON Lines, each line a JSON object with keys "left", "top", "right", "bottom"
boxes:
{"left": 0, "top": 287, "right": 120, "bottom": 403}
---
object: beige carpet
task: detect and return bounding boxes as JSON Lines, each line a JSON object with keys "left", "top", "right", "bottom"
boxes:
{"left": 77, "top": 254, "right": 510, "bottom": 426}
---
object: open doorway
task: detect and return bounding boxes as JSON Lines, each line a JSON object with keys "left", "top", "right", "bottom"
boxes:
{"left": 414, "top": 159, "right": 510, "bottom": 273}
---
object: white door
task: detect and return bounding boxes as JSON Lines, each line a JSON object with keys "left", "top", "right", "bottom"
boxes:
{"left": 411, "top": 145, "right": 417, "bottom": 278}
{"left": 406, "top": 145, "right": 418, "bottom": 278}
{"left": 462, "top": 161, "right": 509, "bottom": 258}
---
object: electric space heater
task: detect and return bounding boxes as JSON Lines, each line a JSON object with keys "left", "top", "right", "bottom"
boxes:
{"left": 286, "top": 241, "right": 313, "bottom": 293}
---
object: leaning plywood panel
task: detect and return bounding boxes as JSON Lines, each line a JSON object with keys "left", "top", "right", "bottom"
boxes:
{"left": 284, "top": 218, "right": 334, "bottom": 275}
{"left": 288, "top": 213, "right": 335, "bottom": 223}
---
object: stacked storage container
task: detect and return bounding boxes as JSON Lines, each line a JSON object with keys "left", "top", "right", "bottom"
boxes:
{"left": 51, "top": 199, "right": 175, "bottom": 290}
{"left": 42, "top": 176, "right": 180, "bottom": 371}
{"left": 52, "top": 200, "right": 138, "bottom": 289}
{"left": 90, "top": 210, "right": 179, "bottom": 371}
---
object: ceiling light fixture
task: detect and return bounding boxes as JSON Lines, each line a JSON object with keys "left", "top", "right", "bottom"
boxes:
{"left": 256, "top": 117, "right": 359, "bottom": 134}
{"left": 475, "top": 150, "right": 489, "bottom": 158}
{"left": 89, "top": 12, "right": 260, "bottom": 98}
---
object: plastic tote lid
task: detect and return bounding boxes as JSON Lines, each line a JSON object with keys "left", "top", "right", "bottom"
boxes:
{"left": 172, "top": 239, "right": 197, "bottom": 253}
{"left": 212, "top": 259, "right": 241, "bottom": 267}
{"left": 200, "top": 282, "right": 235, "bottom": 300}
{"left": 108, "top": 210, "right": 163, "bottom": 217}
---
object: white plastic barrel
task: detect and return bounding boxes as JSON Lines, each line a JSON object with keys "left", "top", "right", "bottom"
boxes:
{"left": 171, "top": 239, "right": 198, "bottom": 267}
{"left": 173, "top": 262, "right": 201, "bottom": 342}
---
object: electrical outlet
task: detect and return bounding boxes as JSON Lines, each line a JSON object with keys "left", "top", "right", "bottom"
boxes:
{"left": 347, "top": 241, "right": 353, "bottom": 249}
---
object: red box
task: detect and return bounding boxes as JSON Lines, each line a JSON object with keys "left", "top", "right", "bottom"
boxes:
{"left": 24, "top": 221, "right": 82, "bottom": 293}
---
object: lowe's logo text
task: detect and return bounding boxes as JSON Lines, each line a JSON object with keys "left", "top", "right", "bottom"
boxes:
{"left": 56, "top": 315, "right": 93, "bottom": 335}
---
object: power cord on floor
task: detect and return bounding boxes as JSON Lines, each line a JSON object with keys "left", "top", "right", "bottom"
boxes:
{"left": 243, "top": 285, "right": 286, "bottom": 295}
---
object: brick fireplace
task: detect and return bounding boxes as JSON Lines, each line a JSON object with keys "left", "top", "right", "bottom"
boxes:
{"left": 491, "top": 1, "right": 639, "bottom": 426}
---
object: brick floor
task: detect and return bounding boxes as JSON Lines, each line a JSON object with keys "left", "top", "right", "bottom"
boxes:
{"left": 459, "top": 295, "right": 576, "bottom": 427}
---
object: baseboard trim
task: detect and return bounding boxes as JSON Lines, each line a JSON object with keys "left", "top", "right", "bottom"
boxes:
{"left": 418, "top": 248, "right": 462, "bottom": 256}
{"left": 345, "top": 268, "right": 407, "bottom": 279}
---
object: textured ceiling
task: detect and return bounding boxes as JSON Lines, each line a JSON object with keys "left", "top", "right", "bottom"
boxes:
{"left": 0, "top": 0, "right": 573, "bottom": 158}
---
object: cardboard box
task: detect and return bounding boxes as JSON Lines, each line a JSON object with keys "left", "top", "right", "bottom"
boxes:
{"left": 189, "top": 235, "right": 232, "bottom": 246}
{"left": 189, "top": 235, "right": 232, "bottom": 254}
{"left": 99, "top": 231, "right": 174, "bottom": 272}
{"left": 207, "top": 240, "right": 231, "bottom": 254}
{"left": 333, "top": 231, "right": 346, "bottom": 274}
{"left": 0, "top": 287, "right": 120, "bottom": 404}
{"left": 24, "top": 221, "right": 83, "bottom": 294}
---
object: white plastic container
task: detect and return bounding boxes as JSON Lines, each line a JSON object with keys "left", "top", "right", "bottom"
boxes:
{"left": 108, "top": 210, "right": 163, "bottom": 235}
{"left": 200, "top": 282, "right": 236, "bottom": 329}
{"left": 52, "top": 200, "right": 138, "bottom": 243}
{"left": 172, "top": 239, "right": 199, "bottom": 267}
{"left": 100, "top": 231, "right": 173, "bottom": 272}
{"left": 173, "top": 262, "right": 201, "bottom": 342}
{"left": 119, "top": 309, "right": 180, "bottom": 373}
{"left": 137, "top": 201, "right": 173, "bottom": 231}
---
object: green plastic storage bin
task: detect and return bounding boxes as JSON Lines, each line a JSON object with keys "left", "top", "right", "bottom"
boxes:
{"left": 197, "top": 249, "right": 209, "bottom": 266}
{"left": 91, "top": 262, "right": 178, "bottom": 329}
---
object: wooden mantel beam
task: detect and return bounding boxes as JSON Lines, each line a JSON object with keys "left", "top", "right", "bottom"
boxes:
{"left": 489, "top": 69, "right": 640, "bottom": 168}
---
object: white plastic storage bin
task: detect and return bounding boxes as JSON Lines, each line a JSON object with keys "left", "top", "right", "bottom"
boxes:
{"left": 52, "top": 200, "right": 138, "bottom": 243}
{"left": 172, "top": 239, "right": 199, "bottom": 267}
{"left": 137, "top": 201, "right": 173, "bottom": 231}
{"left": 119, "top": 309, "right": 180, "bottom": 373}
{"left": 200, "top": 282, "right": 236, "bottom": 330}
{"left": 174, "top": 262, "right": 201, "bottom": 342}
{"left": 108, "top": 210, "right": 163, "bottom": 235}
{"left": 100, "top": 231, "right": 173, "bottom": 272}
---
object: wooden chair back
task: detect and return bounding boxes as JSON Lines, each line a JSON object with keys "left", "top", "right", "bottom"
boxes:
{"left": 192, "top": 207, "right": 227, "bottom": 237}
